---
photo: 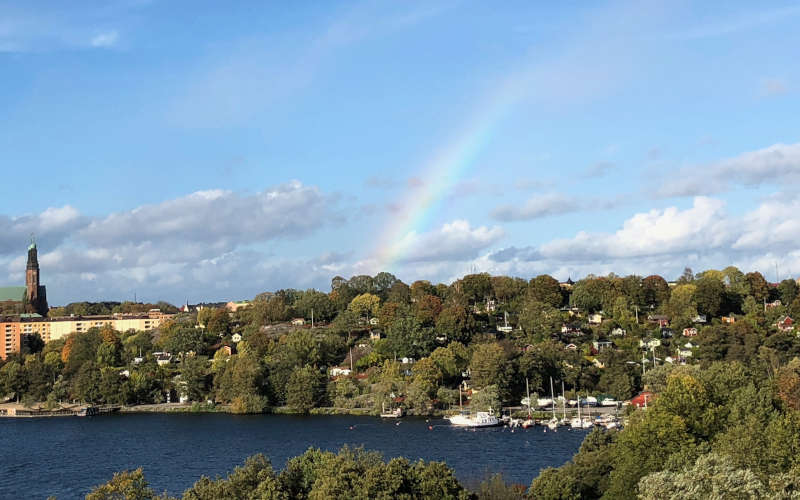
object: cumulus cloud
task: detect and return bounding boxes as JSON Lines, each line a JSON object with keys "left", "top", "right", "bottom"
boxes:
{"left": 658, "top": 142, "right": 800, "bottom": 197}
{"left": 486, "top": 196, "right": 800, "bottom": 281}
{"left": 0, "top": 182, "right": 344, "bottom": 304}
{"left": 81, "top": 181, "right": 338, "bottom": 247}
{"left": 393, "top": 220, "right": 504, "bottom": 263}
{"left": 491, "top": 193, "right": 581, "bottom": 221}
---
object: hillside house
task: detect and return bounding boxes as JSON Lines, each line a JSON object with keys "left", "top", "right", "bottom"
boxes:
{"left": 683, "top": 327, "right": 698, "bottom": 337}
{"left": 648, "top": 315, "right": 670, "bottom": 327}
{"left": 588, "top": 313, "right": 604, "bottom": 325}
{"left": 776, "top": 315, "right": 794, "bottom": 332}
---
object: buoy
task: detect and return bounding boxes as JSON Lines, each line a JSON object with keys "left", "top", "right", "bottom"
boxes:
{"left": 428, "top": 425, "right": 433, "bottom": 430}
{"left": 349, "top": 426, "right": 354, "bottom": 430}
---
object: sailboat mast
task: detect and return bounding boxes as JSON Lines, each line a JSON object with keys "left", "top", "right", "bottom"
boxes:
{"left": 526, "top": 378, "right": 531, "bottom": 417}
{"left": 561, "top": 380, "right": 566, "bottom": 420}
{"left": 550, "top": 377, "right": 556, "bottom": 419}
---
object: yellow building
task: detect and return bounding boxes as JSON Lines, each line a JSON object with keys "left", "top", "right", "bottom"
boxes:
{"left": 0, "top": 309, "right": 176, "bottom": 358}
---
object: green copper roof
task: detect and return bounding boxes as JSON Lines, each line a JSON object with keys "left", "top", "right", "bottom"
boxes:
{"left": 0, "top": 286, "right": 25, "bottom": 302}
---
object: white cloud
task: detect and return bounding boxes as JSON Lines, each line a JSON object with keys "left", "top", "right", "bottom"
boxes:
{"left": 491, "top": 193, "right": 581, "bottom": 221}
{"left": 0, "top": 182, "right": 344, "bottom": 304}
{"left": 394, "top": 220, "right": 505, "bottom": 263}
{"left": 486, "top": 196, "right": 800, "bottom": 281}
{"left": 90, "top": 31, "right": 118, "bottom": 48}
{"left": 658, "top": 142, "right": 800, "bottom": 197}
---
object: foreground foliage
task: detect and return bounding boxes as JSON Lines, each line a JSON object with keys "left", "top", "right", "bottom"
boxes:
{"left": 85, "top": 447, "right": 469, "bottom": 500}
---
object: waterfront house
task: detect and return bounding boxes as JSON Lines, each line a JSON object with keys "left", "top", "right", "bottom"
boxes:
{"left": 291, "top": 318, "right": 305, "bottom": 326}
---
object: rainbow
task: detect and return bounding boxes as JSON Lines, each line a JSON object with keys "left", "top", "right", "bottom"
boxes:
{"left": 372, "top": 77, "right": 525, "bottom": 271}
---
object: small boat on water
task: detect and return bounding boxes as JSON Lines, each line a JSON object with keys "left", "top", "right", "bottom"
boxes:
{"left": 380, "top": 403, "right": 403, "bottom": 418}
{"left": 446, "top": 410, "right": 501, "bottom": 427}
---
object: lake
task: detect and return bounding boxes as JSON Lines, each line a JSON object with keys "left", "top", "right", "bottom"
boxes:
{"left": 0, "top": 413, "right": 588, "bottom": 499}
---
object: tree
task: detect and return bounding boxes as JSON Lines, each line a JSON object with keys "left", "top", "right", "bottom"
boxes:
{"left": 606, "top": 409, "right": 695, "bottom": 498}
{"left": 294, "top": 290, "right": 336, "bottom": 322}
{"left": 86, "top": 469, "right": 155, "bottom": 500}
{"left": 746, "top": 271, "right": 769, "bottom": 303}
{"left": 0, "top": 360, "right": 26, "bottom": 402}
{"left": 639, "top": 453, "right": 768, "bottom": 500}
{"left": 677, "top": 267, "right": 695, "bottom": 284}
{"left": 518, "top": 300, "right": 561, "bottom": 341}
{"left": 642, "top": 275, "right": 670, "bottom": 307}
{"left": 180, "top": 355, "right": 210, "bottom": 402}
{"left": 414, "top": 294, "right": 443, "bottom": 327}
{"left": 666, "top": 284, "right": 697, "bottom": 327}
{"left": 286, "top": 365, "right": 325, "bottom": 413}
{"left": 694, "top": 276, "right": 725, "bottom": 318}
{"left": 469, "top": 384, "right": 500, "bottom": 412}
{"left": 528, "top": 467, "right": 580, "bottom": 500}
{"left": 206, "top": 309, "right": 232, "bottom": 337}
{"left": 347, "top": 293, "right": 381, "bottom": 323}
{"left": 528, "top": 275, "right": 563, "bottom": 307}
{"left": 469, "top": 343, "right": 507, "bottom": 389}
{"left": 458, "top": 273, "right": 492, "bottom": 306}
{"left": 435, "top": 305, "right": 473, "bottom": 345}
{"left": 779, "top": 279, "right": 799, "bottom": 307}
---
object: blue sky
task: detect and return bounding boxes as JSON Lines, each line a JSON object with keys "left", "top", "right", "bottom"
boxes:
{"left": 2, "top": 0, "right": 800, "bottom": 305}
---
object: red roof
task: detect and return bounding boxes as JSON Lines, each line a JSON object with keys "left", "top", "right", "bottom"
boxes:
{"left": 630, "top": 391, "right": 656, "bottom": 408}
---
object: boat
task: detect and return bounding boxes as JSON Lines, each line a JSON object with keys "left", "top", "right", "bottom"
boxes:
{"left": 569, "top": 401, "right": 593, "bottom": 429}
{"left": 446, "top": 409, "right": 501, "bottom": 427}
{"left": 600, "top": 397, "right": 618, "bottom": 407}
{"left": 380, "top": 405, "right": 403, "bottom": 418}
{"left": 446, "top": 386, "right": 501, "bottom": 427}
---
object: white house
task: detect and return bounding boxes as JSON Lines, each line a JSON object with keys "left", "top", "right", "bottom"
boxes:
{"left": 588, "top": 313, "right": 604, "bottom": 325}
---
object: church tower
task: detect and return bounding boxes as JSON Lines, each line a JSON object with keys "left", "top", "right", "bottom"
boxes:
{"left": 26, "top": 239, "right": 39, "bottom": 304}
{"left": 25, "top": 237, "right": 47, "bottom": 315}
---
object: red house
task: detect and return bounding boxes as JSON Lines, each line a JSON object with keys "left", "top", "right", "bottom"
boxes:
{"left": 630, "top": 391, "right": 656, "bottom": 408}
{"left": 777, "top": 316, "right": 794, "bottom": 332}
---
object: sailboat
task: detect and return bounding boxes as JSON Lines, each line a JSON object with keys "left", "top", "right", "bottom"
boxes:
{"left": 559, "top": 381, "right": 569, "bottom": 426}
{"left": 545, "top": 377, "right": 559, "bottom": 430}
{"left": 446, "top": 386, "right": 501, "bottom": 427}
{"left": 522, "top": 378, "right": 535, "bottom": 428}
{"left": 570, "top": 395, "right": 593, "bottom": 429}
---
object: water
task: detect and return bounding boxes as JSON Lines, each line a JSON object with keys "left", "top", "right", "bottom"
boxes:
{"left": 0, "top": 414, "right": 588, "bottom": 499}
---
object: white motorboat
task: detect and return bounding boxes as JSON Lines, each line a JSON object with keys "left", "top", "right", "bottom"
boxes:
{"left": 447, "top": 410, "right": 501, "bottom": 427}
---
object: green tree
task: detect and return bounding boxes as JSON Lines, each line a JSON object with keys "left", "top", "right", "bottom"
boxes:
{"left": 86, "top": 469, "right": 155, "bottom": 500}
{"left": 180, "top": 355, "right": 210, "bottom": 402}
{"left": 435, "top": 305, "right": 473, "bottom": 345}
{"left": 518, "top": 300, "right": 561, "bottom": 342}
{"left": 347, "top": 293, "right": 381, "bottom": 323}
{"left": 286, "top": 365, "right": 325, "bottom": 413}
{"left": 469, "top": 343, "right": 507, "bottom": 389}
{"left": 694, "top": 276, "right": 725, "bottom": 318}
{"left": 639, "top": 453, "right": 768, "bottom": 500}
{"left": 470, "top": 384, "right": 500, "bottom": 412}
{"left": 528, "top": 275, "right": 563, "bottom": 308}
